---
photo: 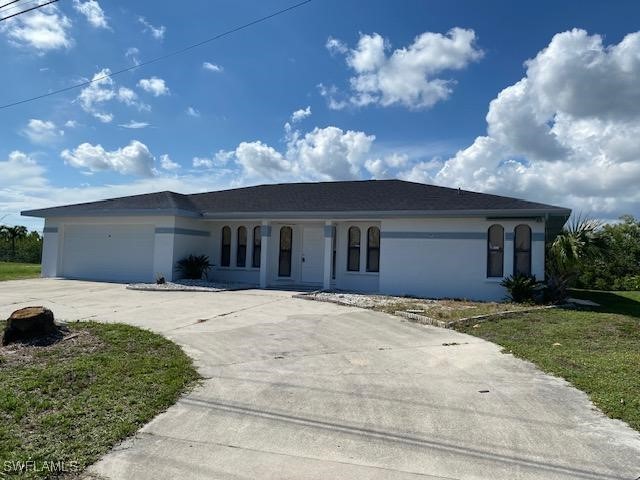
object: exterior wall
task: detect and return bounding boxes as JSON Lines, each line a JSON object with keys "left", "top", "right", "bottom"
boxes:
{"left": 378, "top": 217, "right": 545, "bottom": 301}
{"left": 39, "top": 214, "right": 545, "bottom": 299}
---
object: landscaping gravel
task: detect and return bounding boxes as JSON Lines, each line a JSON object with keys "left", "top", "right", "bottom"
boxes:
{"left": 127, "top": 279, "right": 254, "bottom": 292}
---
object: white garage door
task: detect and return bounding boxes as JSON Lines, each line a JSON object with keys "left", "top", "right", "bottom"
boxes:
{"left": 62, "top": 224, "right": 155, "bottom": 282}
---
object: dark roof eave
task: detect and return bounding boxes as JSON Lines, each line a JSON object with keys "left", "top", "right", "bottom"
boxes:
{"left": 21, "top": 208, "right": 202, "bottom": 219}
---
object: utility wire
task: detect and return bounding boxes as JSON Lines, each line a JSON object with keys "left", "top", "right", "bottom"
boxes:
{"left": 0, "top": 0, "right": 47, "bottom": 15}
{"left": 0, "top": 0, "right": 58, "bottom": 21}
{"left": 0, "top": 0, "right": 24, "bottom": 10}
{"left": 0, "top": 0, "right": 312, "bottom": 110}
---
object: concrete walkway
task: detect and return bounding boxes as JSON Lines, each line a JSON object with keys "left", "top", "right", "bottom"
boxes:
{"left": 1, "top": 279, "right": 639, "bottom": 480}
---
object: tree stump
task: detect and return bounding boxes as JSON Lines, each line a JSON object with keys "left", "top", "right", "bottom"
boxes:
{"left": 2, "top": 307, "right": 57, "bottom": 345}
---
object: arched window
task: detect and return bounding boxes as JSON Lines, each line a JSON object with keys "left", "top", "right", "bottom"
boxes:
{"left": 278, "top": 226, "right": 292, "bottom": 277}
{"left": 487, "top": 224, "right": 504, "bottom": 277}
{"left": 347, "top": 226, "right": 361, "bottom": 272}
{"left": 514, "top": 225, "right": 532, "bottom": 276}
{"left": 252, "top": 226, "right": 261, "bottom": 268}
{"left": 366, "top": 226, "right": 380, "bottom": 272}
{"left": 237, "top": 226, "right": 247, "bottom": 267}
{"left": 221, "top": 226, "right": 231, "bottom": 267}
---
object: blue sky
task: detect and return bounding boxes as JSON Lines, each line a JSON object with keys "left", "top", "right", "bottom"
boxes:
{"left": 2, "top": 0, "right": 640, "bottom": 229}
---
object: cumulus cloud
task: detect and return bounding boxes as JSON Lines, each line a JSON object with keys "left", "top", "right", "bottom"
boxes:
{"left": 290, "top": 106, "right": 312, "bottom": 123}
{"left": 138, "top": 77, "right": 169, "bottom": 96}
{"left": 138, "top": 17, "right": 165, "bottom": 40}
{"left": 203, "top": 62, "right": 222, "bottom": 72}
{"left": 72, "top": 0, "right": 108, "bottom": 29}
{"left": 125, "top": 47, "right": 140, "bottom": 65}
{"left": 159, "top": 154, "right": 180, "bottom": 171}
{"left": 0, "top": 151, "right": 47, "bottom": 189}
{"left": 420, "top": 29, "right": 640, "bottom": 217}
{"left": 323, "top": 28, "right": 483, "bottom": 109}
{"left": 22, "top": 119, "right": 64, "bottom": 144}
{"left": 61, "top": 140, "right": 155, "bottom": 176}
{"left": 0, "top": 4, "right": 72, "bottom": 51}
{"left": 76, "top": 69, "right": 149, "bottom": 121}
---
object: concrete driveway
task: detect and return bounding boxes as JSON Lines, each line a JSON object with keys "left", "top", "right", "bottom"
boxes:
{"left": 0, "top": 279, "right": 639, "bottom": 480}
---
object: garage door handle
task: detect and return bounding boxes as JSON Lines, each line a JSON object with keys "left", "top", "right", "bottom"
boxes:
{"left": 302, "top": 256, "right": 306, "bottom": 263}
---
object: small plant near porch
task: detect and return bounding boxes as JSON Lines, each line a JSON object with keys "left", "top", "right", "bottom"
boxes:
{"left": 175, "top": 254, "right": 213, "bottom": 280}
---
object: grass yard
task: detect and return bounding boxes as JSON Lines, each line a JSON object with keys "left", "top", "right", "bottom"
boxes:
{"left": 456, "top": 290, "right": 640, "bottom": 432}
{"left": 0, "top": 321, "right": 199, "bottom": 479}
{"left": 0, "top": 262, "right": 41, "bottom": 281}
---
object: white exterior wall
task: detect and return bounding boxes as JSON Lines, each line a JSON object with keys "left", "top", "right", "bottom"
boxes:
{"left": 39, "top": 214, "right": 546, "bottom": 299}
{"left": 378, "top": 217, "right": 545, "bottom": 301}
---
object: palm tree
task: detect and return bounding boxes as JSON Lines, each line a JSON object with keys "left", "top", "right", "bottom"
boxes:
{"left": 0, "top": 225, "right": 28, "bottom": 260}
{"left": 547, "top": 213, "right": 603, "bottom": 280}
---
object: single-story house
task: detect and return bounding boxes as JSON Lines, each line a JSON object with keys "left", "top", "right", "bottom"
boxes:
{"left": 22, "top": 180, "right": 571, "bottom": 300}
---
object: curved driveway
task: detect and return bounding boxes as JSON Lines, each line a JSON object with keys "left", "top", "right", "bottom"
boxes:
{"left": 1, "top": 279, "right": 639, "bottom": 479}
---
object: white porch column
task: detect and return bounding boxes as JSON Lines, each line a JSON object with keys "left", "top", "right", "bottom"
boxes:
{"left": 322, "top": 221, "right": 333, "bottom": 290}
{"left": 259, "top": 221, "right": 271, "bottom": 288}
{"left": 504, "top": 231, "right": 514, "bottom": 278}
{"left": 153, "top": 219, "right": 176, "bottom": 282}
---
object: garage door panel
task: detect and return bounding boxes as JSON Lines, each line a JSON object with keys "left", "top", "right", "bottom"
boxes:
{"left": 62, "top": 225, "right": 155, "bottom": 282}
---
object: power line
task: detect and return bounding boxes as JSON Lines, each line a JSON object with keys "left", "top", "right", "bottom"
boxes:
{"left": 0, "top": 0, "right": 24, "bottom": 10}
{"left": 0, "top": 0, "right": 59, "bottom": 21}
{"left": 0, "top": 0, "right": 47, "bottom": 15}
{"left": 0, "top": 0, "right": 312, "bottom": 110}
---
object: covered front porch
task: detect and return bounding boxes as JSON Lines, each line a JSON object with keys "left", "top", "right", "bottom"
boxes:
{"left": 206, "top": 220, "right": 380, "bottom": 292}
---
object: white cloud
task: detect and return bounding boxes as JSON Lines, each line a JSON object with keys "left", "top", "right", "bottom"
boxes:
{"left": 118, "top": 120, "right": 150, "bottom": 129}
{"left": 64, "top": 120, "right": 78, "bottom": 128}
{"left": 0, "top": 4, "right": 72, "bottom": 51}
{"left": 424, "top": 29, "right": 640, "bottom": 217}
{"left": 22, "top": 119, "right": 64, "bottom": 144}
{"left": 138, "top": 77, "right": 169, "bottom": 96}
{"left": 138, "top": 17, "right": 165, "bottom": 40}
{"left": 326, "top": 36, "right": 347, "bottom": 55}
{"left": 125, "top": 47, "right": 140, "bottom": 65}
{"left": 72, "top": 0, "right": 108, "bottom": 29}
{"left": 290, "top": 106, "right": 312, "bottom": 123}
{"left": 187, "top": 106, "right": 200, "bottom": 117}
{"left": 61, "top": 140, "right": 155, "bottom": 176}
{"left": 192, "top": 157, "right": 215, "bottom": 169}
{"left": 160, "top": 154, "right": 180, "bottom": 171}
{"left": 0, "top": 151, "right": 47, "bottom": 189}
{"left": 203, "top": 62, "right": 222, "bottom": 72}
{"left": 325, "top": 28, "right": 483, "bottom": 109}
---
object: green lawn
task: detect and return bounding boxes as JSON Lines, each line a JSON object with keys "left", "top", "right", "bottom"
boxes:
{"left": 0, "top": 322, "right": 200, "bottom": 479}
{"left": 456, "top": 290, "right": 640, "bottom": 432}
{"left": 0, "top": 262, "right": 41, "bottom": 281}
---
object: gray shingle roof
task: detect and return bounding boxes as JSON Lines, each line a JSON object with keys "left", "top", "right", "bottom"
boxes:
{"left": 22, "top": 180, "right": 571, "bottom": 218}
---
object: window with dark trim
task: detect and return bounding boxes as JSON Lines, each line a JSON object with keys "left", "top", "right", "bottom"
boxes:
{"left": 487, "top": 224, "right": 504, "bottom": 277}
{"left": 514, "top": 224, "right": 532, "bottom": 276}
{"left": 278, "top": 226, "right": 292, "bottom": 277}
{"left": 366, "top": 226, "right": 380, "bottom": 272}
{"left": 252, "top": 226, "right": 261, "bottom": 268}
{"left": 236, "top": 226, "right": 247, "bottom": 267}
{"left": 221, "top": 226, "right": 231, "bottom": 267}
{"left": 347, "top": 226, "right": 360, "bottom": 272}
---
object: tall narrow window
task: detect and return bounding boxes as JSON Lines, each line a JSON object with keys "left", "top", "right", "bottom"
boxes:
{"left": 252, "top": 226, "right": 261, "bottom": 268}
{"left": 221, "top": 226, "right": 231, "bottom": 267}
{"left": 367, "top": 226, "right": 380, "bottom": 272}
{"left": 237, "top": 226, "right": 247, "bottom": 267}
{"left": 514, "top": 225, "right": 532, "bottom": 276}
{"left": 347, "top": 226, "right": 360, "bottom": 272}
{"left": 331, "top": 226, "right": 337, "bottom": 280}
{"left": 278, "top": 226, "right": 292, "bottom": 277}
{"left": 487, "top": 224, "right": 504, "bottom": 277}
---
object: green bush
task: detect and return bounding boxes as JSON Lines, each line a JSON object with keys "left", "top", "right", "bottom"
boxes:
{"left": 175, "top": 254, "right": 212, "bottom": 280}
{"left": 501, "top": 274, "right": 542, "bottom": 303}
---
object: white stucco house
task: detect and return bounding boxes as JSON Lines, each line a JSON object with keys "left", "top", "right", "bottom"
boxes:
{"left": 22, "top": 180, "right": 570, "bottom": 300}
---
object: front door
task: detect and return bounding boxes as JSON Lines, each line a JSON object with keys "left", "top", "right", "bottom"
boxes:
{"left": 301, "top": 226, "right": 324, "bottom": 284}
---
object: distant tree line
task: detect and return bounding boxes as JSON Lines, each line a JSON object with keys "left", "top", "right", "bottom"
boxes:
{"left": 548, "top": 214, "right": 640, "bottom": 291}
{"left": 0, "top": 225, "right": 43, "bottom": 264}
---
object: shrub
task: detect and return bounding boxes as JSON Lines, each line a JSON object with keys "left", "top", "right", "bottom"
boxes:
{"left": 501, "top": 274, "right": 542, "bottom": 303}
{"left": 542, "top": 274, "right": 570, "bottom": 304}
{"left": 175, "top": 255, "right": 212, "bottom": 280}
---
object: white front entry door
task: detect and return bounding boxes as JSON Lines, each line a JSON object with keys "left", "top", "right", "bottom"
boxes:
{"left": 301, "top": 226, "right": 324, "bottom": 284}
